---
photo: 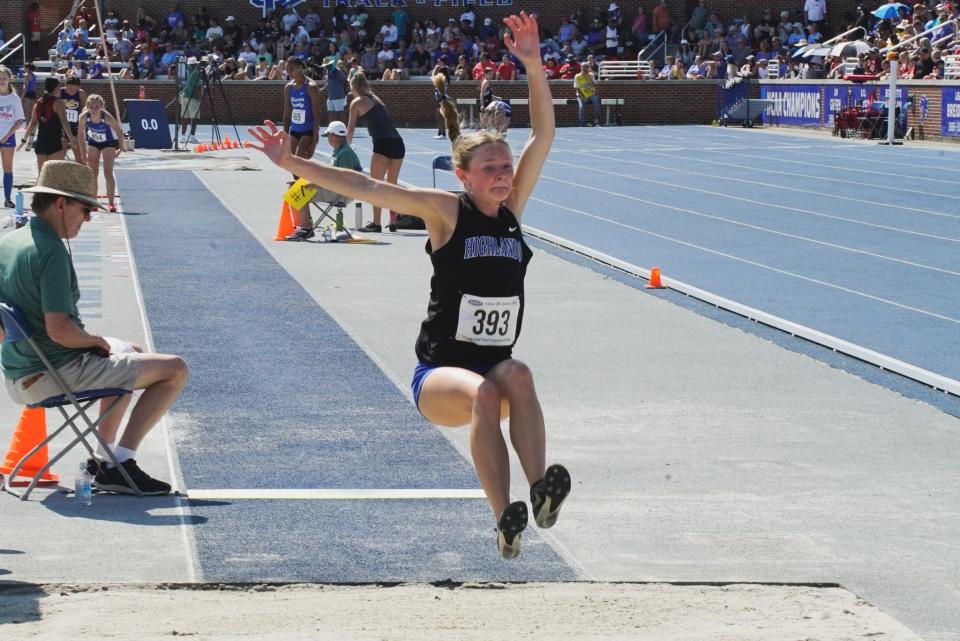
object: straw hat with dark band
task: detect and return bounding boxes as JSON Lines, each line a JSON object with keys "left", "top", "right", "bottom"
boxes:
{"left": 22, "top": 161, "right": 101, "bottom": 210}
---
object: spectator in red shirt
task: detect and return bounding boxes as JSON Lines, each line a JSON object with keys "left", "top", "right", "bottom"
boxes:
{"left": 496, "top": 53, "right": 517, "bottom": 80}
{"left": 26, "top": 2, "right": 42, "bottom": 62}
{"left": 472, "top": 52, "right": 496, "bottom": 80}
{"left": 653, "top": 0, "right": 673, "bottom": 38}
{"left": 543, "top": 55, "right": 559, "bottom": 79}
{"left": 558, "top": 56, "right": 580, "bottom": 79}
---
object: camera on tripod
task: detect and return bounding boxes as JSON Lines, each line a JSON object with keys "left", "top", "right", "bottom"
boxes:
{"left": 199, "top": 54, "right": 223, "bottom": 81}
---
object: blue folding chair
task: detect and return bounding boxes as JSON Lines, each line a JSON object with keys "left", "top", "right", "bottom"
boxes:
{"left": 0, "top": 302, "right": 143, "bottom": 499}
{"left": 432, "top": 155, "right": 454, "bottom": 188}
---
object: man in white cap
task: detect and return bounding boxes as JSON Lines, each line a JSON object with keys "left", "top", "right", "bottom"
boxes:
{"left": 286, "top": 121, "right": 363, "bottom": 240}
{"left": 178, "top": 56, "right": 203, "bottom": 145}
{"left": 0, "top": 161, "right": 188, "bottom": 495}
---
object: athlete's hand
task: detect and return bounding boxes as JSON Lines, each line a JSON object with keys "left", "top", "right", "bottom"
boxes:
{"left": 503, "top": 12, "right": 540, "bottom": 67}
{"left": 247, "top": 120, "right": 292, "bottom": 167}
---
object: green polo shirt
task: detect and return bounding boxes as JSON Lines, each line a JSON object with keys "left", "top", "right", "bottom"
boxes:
{"left": 332, "top": 142, "right": 362, "bottom": 172}
{"left": 0, "top": 216, "right": 87, "bottom": 380}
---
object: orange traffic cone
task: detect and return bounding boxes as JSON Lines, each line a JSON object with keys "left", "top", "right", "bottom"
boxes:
{"left": 646, "top": 267, "right": 665, "bottom": 289}
{"left": 0, "top": 407, "right": 59, "bottom": 484}
{"left": 224, "top": 135, "right": 232, "bottom": 148}
{"left": 273, "top": 201, "right": 297, "bottom": 240}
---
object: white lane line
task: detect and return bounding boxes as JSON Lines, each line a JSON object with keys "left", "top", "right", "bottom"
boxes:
{"left": 569, "top": 149, "right": 960, "bottom": 222}
{"left": 527, "top": 191, "right": 960, "bottom": 325}
{"left": 552, "top": 139, "right": 960, "bottom": 221}
{"left": 571, "top": 132, "right": 960, "bottom": 201}
{"left": 679, "top": 127, "right": 960, "bottom": 171}
{"left": 542, "top": 171, "right": 960, "bottom": 277}
{"left": 523, "top": 224, "right": 960, "bottom": 398}
{"left": 117, "top": 194, "right": 202, "bottom": 583}
{"left": 717, "top": 147, "right": 960, "bottom": 185}
{"left": 544, "top": 155, "right": 960, "bottom": 243}
{"left": 187, "top": 488, "right": 487, "bottom": 500}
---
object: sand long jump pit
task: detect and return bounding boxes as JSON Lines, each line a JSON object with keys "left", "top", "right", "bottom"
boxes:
{"left": 0, "top": 581, "right": 919, "bottom": 640}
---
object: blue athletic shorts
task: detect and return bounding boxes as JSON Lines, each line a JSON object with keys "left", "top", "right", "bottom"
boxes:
{"left": 0, "top": 135, "right": 15, "bottom": 148}
{"left": 411, "top": 361, "right": 500, "bottom": 413}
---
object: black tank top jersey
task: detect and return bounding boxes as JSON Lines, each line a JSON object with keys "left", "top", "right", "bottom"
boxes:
{"left": 415, "top": 193, "right": 533, "bottom": 367}
{"left": 360, "top": 97, "right": 401, "bottom": 141}
{"left": 60, "top": 89, "right": 82, "bottom": 132}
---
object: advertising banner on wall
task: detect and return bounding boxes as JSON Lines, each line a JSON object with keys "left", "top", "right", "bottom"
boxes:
{"left": 849, "top": 85, "right": 909, "bottom": 111}
{"left": 941, "top": 87, "right": 960, "bottom": 137}
{"left": 822, "top": 85, "right": 848, "bottom": 128}
{"left": 760, "top": 85, "right": 822, "bottom": 127}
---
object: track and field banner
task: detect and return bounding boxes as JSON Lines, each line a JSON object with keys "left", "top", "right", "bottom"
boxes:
{"left": 760, "top": 84, "right": 822, "bottom": 127}
{"left": 941, "top": 87, "right": 960, "bottom": 137}
{"left": 822, "top": 85, "right": 848, "bottom": 128}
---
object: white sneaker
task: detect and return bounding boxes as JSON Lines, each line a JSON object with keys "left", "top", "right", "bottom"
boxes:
{"left": 433, "top": 133, "right": 445, "bottom": 139}
{"left": 187, "top": 135, "right": 200, "bottom": 144}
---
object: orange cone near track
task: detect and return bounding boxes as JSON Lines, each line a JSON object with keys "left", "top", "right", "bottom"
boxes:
{"left": 273, "top": 201, "right": 297, "bottom": 240}
{"left": 646, "top": 267, "right": 665, "bottom": 289}
{"left": 0, "top": 407, "right": 59, "bottom": 484}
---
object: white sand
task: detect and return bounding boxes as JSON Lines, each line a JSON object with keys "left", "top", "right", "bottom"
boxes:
{"left": 0, "top": 582, "right": 920, "bottom": 640}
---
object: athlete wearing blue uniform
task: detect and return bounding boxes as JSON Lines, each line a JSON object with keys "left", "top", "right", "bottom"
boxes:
{"left": 282, "top": 57, "right": 321, "bottom": 166}
{"left": 77, "top": 94, "right": 123, "bottom": 212}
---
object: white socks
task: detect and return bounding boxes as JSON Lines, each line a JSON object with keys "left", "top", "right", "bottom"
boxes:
{"left": 102, "top": 445, "right": 137, "bottom": 468}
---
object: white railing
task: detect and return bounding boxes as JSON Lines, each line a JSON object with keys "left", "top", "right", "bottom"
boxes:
{"left": 0, "top": 33, "right": 26, "bottom": 68}
{"left": 945, "top": 55, "right": 960, "bottom": 79}
{"left": 881, "top": 18, "right": 959, "bottom": 54}
{"left": 822, "top": 25, "right": 868, "bottom": 47}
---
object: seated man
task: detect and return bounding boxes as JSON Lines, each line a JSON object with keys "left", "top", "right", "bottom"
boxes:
{"left": 574, "top": 60, "right": 601, "bottom": 127}
{"left": 0, "top": 162, "right": 188, "bottom": 495}
{"left": 287, "top": 121, "right": 363, "bottom": 241}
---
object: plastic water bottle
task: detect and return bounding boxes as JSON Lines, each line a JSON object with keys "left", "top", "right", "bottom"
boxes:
{"left": 355, "top": 201, "right": 362, "bottom": 229}
{"left": 321, "top": 227, "right": 332, "bottom": 242}
{"left": 75, "top": 461, "right": 92, "bottom": 506}
{"left": 335, "top": 209, "right": 344, "bottom": 232}
{"left": 14, "top": 191, "right": 25, "bottom": 228}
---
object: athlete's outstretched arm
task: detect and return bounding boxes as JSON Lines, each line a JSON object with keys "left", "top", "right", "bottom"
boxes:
{"left": 503, "top": 12, "right": 555, "bottom": 219}
{"left": 249, "top": 120, "right": 455, "bottom": 225}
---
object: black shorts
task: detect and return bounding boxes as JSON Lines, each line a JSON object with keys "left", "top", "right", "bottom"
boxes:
{"left": 372, "top": 137, "right": 405, "bottom": 160}
{"left": 88, "top": 140, "right": 119, "bottom": 151}
{"left": 23, "top": 91, "right": 36, "bottom": 100}
{"left": 34, "top": 134, "right": 63, "bottom": 156}
{"left": 289, "top": 129, "right": 313, "bottom": 143}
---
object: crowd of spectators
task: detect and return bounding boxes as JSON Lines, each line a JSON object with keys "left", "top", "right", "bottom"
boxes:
{"left": 648, "top": 0, "right": 958, "bottom": 81}
{"left": 34, "top": 1, "right": 960, "bottom": 84}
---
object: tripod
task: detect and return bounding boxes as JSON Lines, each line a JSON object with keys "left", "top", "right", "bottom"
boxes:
{"left": 192, "top": 64, "right": 241, "bottom": 147}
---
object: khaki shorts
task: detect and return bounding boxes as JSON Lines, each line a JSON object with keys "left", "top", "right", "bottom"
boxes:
{"left": 180, "top": 95, "right": 201, "bottom": 119}
{"left": 5, "top": 350, "right": 141, "bottom": 406}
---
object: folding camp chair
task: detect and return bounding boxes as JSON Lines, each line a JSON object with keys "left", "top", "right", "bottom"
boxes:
{"left": 305, "top": 186, "right": 353, "bottom": 240}
{"left": 0, "top": 303, "right": 143, "bottom": 499}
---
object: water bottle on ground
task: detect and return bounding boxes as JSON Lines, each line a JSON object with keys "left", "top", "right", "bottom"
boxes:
{"left": 75, "top": 461, "right": 92, "bottom": 506}
{"left": 14, "top": 191, "right": 25, "bottom": 228}
{"left": 354, "top": 202, "right": 362, "bottom": 229}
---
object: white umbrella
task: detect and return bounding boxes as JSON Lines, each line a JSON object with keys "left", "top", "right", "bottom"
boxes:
{"left": 801, "top": 45, "right": 833, "bottom": 58}
{"left": 829, "top": 40, "right": 872, "bottom": 58}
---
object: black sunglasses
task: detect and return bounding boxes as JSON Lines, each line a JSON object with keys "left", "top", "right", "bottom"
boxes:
{"left": 67, "top": 198, "right": 93, "bottom": 217}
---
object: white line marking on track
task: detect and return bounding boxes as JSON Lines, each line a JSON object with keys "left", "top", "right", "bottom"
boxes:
{"left": 527, "top": 191, "right": 960, "bottom": 325}
{"left": 544, "top": 155, "right": 960, "bottom": 242}
{"left": 579, "top": 131, "right": 960, "bottom": 198}
{"left": 117, "top": 195, "right": 202, "bottom": 583}
{"left": 187, "top": 488, "right": 487, "bottom": 500}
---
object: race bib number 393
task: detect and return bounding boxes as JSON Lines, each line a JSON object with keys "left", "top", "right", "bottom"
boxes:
{"left": 455, "top": 295, "right": 520, "bottom": 347}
